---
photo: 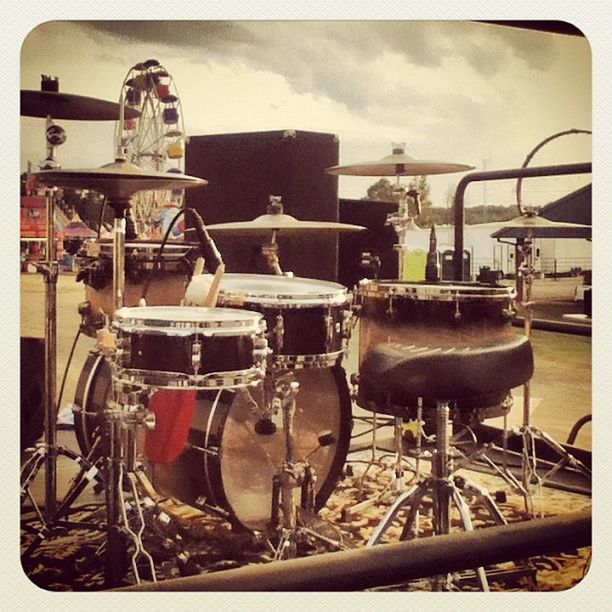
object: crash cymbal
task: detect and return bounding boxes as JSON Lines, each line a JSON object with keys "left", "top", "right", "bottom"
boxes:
{"left": 34, "top": 160, "right": 207, "bottom": 200}
{"left": 491, "top": 211, "right": 591, "bottom": 239}
{"left": 21, "top": 90, "right": 141, "bottom": 121}
{"left": 326, "top": 145, "right": 474, "bottom": 177}
{"left": 206, "top": 213, "right": 365, "bottom": 235}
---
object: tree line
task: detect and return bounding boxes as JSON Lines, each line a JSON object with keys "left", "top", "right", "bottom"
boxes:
{"left": 364, "top": 177, "right": 519, "bottom": 226}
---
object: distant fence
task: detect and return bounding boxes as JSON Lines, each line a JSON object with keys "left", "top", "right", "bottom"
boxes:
{"left": 539, "top": 257, "right": 592, "bottom": 276}
{"left": 472, "top": 256, "right": 591, "bottom": 279}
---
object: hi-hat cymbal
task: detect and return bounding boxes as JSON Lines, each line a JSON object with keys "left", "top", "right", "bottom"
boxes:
{"left": 34, "top": 160, "right": 207, "bottom": 200}
{"left": 21, "top": 90, "right": 141, "bottom": 121}
{"left": 326, "top": 146, "right": 474, "bottom": 177}
{"left": 206, "top": 213, "right": 365, "bottom": 235}
{"left": 491, "top": 212, "right": 591, "bottom": 239}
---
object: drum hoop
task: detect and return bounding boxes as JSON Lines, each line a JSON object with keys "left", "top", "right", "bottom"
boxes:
{"left": 85, "top": 240, "right": 197, "bottom": 260}
{"left": 359, "top": 281, "right": 515, "bottom": 301}
{"left": 218, "top": 291, "right": 349, "bottom": 308}
{"left": 270, "top": 350, "right": 345, "bottom": 371}
{"left": 111, "top": 365, "right": 264, "bottom": 390}
{"left": 113, "top": 306, "right": 265, "bottom": 332}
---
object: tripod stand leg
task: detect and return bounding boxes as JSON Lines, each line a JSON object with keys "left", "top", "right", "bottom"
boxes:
{"left": 366, "top": 482, "right": 425, "bottom": 546}
{"left": 104, "top": 418, "right": 129, "bottom": 587}
{"left": 450, "top": 484, "right": 490, "bottom": 592}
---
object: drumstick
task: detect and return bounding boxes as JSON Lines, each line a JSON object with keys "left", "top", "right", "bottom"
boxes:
{"left": 193, "top": 256, "right": 205, "bottom": 276}
{"left": 203, "top": 263, "right": 225, "bottom": 307}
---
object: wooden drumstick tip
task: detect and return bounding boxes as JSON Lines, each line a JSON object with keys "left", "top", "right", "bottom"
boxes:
{"left": 203, "top": 263, "right": 225, "bottom": 307}
{"left": 193, "top": 256, "right": 205, "bottom": 276}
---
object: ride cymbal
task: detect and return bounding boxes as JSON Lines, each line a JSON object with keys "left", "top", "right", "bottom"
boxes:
{"left": 206, "top": 213, "right": 365, "bottom": 235}
{"left": 21, "top": 90, "right": 141, "bottom": 121}
{"left": 491, "top": 211, "right": 591, "bottom": 239}
{"left": 34, "top": 160, "right": 207, "bottom": 200}
{"left": 326, "top": 145, "right": 474, "bottom": 177}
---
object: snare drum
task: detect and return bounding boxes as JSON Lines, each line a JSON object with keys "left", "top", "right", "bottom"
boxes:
{"left": 111, "top": 306, "right": 268, "bottom": 389}
{"left": 216, "top": 274, "right": 353, "bottom": 370}
{"left": 76, "top": 240, "right": 198, "bottom": 336}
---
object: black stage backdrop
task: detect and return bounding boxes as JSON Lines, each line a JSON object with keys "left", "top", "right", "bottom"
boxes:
{"left": 184, "top": 130, "right": 340, "bottom": 282}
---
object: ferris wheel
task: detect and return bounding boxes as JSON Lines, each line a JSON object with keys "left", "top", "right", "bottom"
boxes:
{"left": 115, "top": 59, "right": 187, "bottom": 238}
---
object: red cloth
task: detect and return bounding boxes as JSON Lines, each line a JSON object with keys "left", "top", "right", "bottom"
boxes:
{"left": 144, "top": 389, "right": 196, "bottom": 463}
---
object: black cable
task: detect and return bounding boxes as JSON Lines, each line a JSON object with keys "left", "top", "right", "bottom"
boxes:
{"left": 96, "top": 199, "right": 107, "bottom": 240}
{"left": 139, "top": 207, "right": 184, "bottom": 303}
{"left": 56, "top": 326, "right": 82, "bottom": 414}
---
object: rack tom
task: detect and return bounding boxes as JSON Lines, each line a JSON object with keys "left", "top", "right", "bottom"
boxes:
{"left": 216, "top": 274, "right": 353, "bottom": 370}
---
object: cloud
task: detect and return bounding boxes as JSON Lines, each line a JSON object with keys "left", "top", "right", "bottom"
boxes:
{"left": 76, "top": 21, "right": 560, "bottom": 105}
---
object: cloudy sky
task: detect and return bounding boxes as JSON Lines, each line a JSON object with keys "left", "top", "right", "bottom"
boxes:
{"left": 20, "top": 19, "right": 592, "bottom": 209}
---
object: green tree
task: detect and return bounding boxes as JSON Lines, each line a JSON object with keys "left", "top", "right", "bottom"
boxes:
{"left": 364, "top": 178, "right": 398, "bottom": 202}
{"left": 364, "top": 175, "right": 434, "bottom": 226}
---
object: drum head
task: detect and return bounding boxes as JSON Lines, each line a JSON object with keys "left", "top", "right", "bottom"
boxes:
{"left": 74, "top": 356, "right": 351, "bottom": 532}
{"left": 218, "top": 274, "right": 348, "bottom": 307}
{"left": 151, "top": 367, "right": 352, "bottom": 531}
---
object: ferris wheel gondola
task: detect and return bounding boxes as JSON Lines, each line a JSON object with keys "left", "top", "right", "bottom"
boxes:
{"left": 115, "top": 59, "right": 187, "bottom": 238}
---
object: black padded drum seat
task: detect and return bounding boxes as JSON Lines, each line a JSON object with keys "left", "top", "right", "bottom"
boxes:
{"left": 358, "top": 334, "right": 533, "bottom": 407}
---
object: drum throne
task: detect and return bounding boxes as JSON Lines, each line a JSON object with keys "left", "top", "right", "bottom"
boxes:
{"left": 356, "top": 334, "right": 534, "bottom": 590}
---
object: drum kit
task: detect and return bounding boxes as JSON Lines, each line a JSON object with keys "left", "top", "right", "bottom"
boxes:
{"left": 20, "top": 81, "right": 589, "bottom": 591}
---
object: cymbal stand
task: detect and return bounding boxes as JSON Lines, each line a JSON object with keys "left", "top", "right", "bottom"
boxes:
{"left": 21, "top": 122, "right": 66, "bottom": 521}
{"left": 103, "top": 380, "right": 158, "bottom": 586}
{"left": 261, "top": 229, "right": 284, "bottom": 276}
{"left": 385, "top": 178, "right": 420, "bottom": 280}
{"left": 509, "top": 232, "right": 591, "bottom": 515}
{"left": 261, "top": 196, "right": 291, "bottom": 276}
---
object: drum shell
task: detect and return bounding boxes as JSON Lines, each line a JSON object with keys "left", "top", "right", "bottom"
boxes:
{"left": 233, "top": 301, "right": 347, "bottom": 357}
{"left": 358, "top": 280, "right": 515, "bottom": 362}
{"left": 77, "top": 240, "right": 197, "bottom": 336}
{"left": 114, "top": 329, "right": 257, "bottom": 377}
{"left": 111, "top": 306, "right": 266, "bottom": 389}
{"left": 73, "top": 355, "right": 352, "bottom": 532}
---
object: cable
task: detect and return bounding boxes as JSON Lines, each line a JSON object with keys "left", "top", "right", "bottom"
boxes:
{"left": 139, "top": 207, "right": 184, "bottom": 303}
{"left": 56, "top": 326, "right": 82, "bottom": 412}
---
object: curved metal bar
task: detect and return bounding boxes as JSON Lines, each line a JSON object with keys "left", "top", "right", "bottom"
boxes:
{"left": 452, "top": 163, "right": 592, "bottom": 281}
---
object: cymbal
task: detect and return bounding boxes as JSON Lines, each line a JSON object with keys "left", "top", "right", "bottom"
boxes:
{"left": 21, "top": 90, "right": 141, "bottom": 121}
{"left": 326, "top": 148, "right": 474, "bottom": 177}
{"left": 206, "top": 213, "right": 366, "bottom": 235}
{"left": 34, "top": 160, "right": 207, "bottom": 200}
{"left": 491, "top": 212, "right": 591, "bottom": 239}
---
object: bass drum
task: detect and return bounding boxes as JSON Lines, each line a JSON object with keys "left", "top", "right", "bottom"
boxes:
{"left": 74, "top": 354, "right": 352, "bottom": 531}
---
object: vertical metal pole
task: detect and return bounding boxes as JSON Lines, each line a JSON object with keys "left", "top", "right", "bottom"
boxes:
{"left": 112, "top": 212, "right": 126, "bottom": 311}
{"left": 395, "top": 175, "right": 405, "bottom": 280}
{"left": 433, "top": 401, "right": 451, "bottom": 535}
{"left": 43, "top": 188, "right": 58, "bottom": 518}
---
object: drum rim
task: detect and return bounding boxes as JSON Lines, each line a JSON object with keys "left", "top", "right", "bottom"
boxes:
{"left": 358, "top": 279, "right": 515, "bottom": 300}
{"left": 218, "top": 273, "right": 349, "bottom": 306}
{"left": 80, "top": 239, "right": 198, "bottom": 259}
